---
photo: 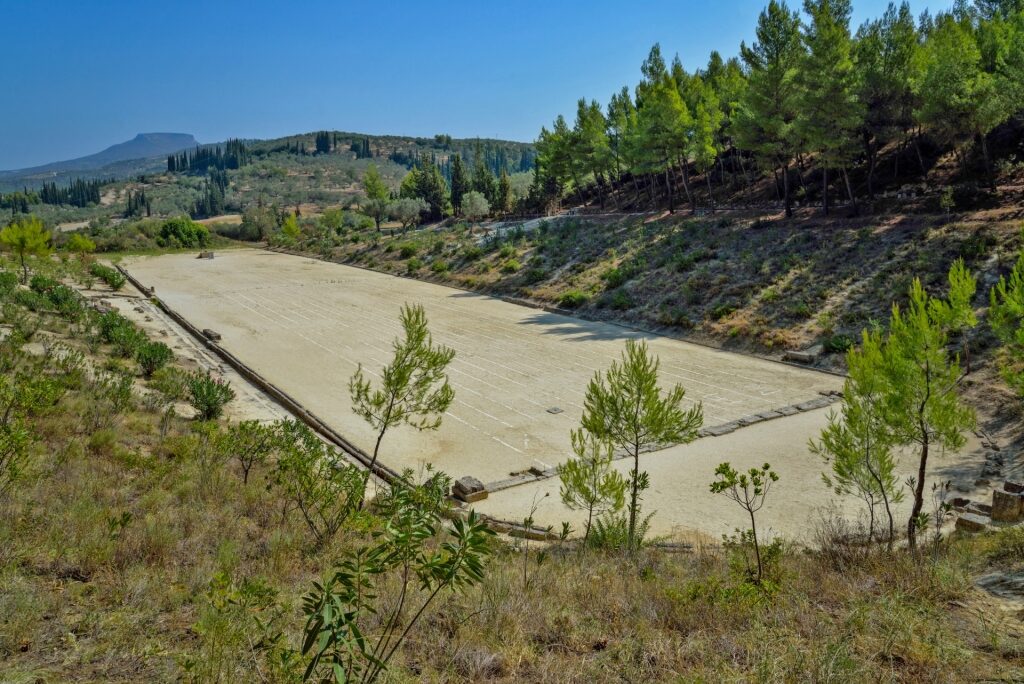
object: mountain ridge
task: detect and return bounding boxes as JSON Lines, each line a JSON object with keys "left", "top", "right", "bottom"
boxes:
{"left": 0, "top": 133, "right": 200, "bottom": 176}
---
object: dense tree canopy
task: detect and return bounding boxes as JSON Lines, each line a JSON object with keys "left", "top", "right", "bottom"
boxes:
{"left": 531, "top": 0, "right": 1023, "bottom": 214}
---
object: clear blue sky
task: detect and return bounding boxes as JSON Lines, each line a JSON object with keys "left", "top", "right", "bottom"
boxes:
{"left": 1, "top": 0, "right": 953, "bottom": 170}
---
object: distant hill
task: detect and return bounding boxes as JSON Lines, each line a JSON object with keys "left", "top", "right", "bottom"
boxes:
{"left": 0, "top": 133, "right": 199, "bottom": 190}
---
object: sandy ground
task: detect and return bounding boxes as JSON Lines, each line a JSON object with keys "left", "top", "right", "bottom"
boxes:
{"left": 123, "top": 249, "right": 841, "bottom": 480}
{"left": 96, "top": 285, "right": 290, "bottom": 424}
{"left": 120, "top": 249, "right": 991, "bottom": 540}
{"left": 475, "top": 406, "right": 986, "bottom": 542}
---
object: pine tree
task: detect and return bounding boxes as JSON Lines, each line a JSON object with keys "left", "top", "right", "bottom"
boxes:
{"left": 733, "top": 3, "right": 804, "bottom": 215}
{"left": 449, "top": 154, "right": 470, "bottom": 216}
{"left": 854, "top": 2, "right": 920, "bottom": 198}
{"left": 795, "top": 0, "right": 864, "bottom": 215}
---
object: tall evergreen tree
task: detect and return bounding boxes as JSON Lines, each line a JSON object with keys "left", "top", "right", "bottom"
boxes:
{"left": 854, "top": 2, "right": 921, "bottom": 198}
{"left": 795, "top": 0, "right": 864, "bottom": 215}
{"left": 449, "top": 154, "right": 470, "bottom": 216}
{"left": 733, "top": 0, "right": 804, "bottom": 216}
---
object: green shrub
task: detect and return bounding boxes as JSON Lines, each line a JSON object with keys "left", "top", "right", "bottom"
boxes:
{"left": 406, "top": 257, "right": 423, "bottom": 272}
{"left": 787, "top": 301, "right": 813, "bottom": 319}
{"left": 109, "top": 323, "right": 147, "bottom": 358}
{"left": 136, "top": 341, "right": 174, "bottom": 377}
{"left": 823, "top": 334, "right": 855, "bottom": 354}
{"left": 187, "top": 370, "right": 235, "bottom": 420}
{"left": 98, "top": 311, "right": 146, "bottom": 357}
{"left": 501, "top": 258, "right": 521, "bottom": 274}
{"left": 150, "top": 366, "right": 189, "bottom": 402}
{"left": 158, "top": 216, "right": 209, "bottom": 249}
{"left": 524, "top": 267, "right": 547, "bottom": 284}
{"left": 12, "top": 289, "right": 48, "bottom": 311}
{"left": 499, "top": 243, "right": 516, "bottom": 259}
{"left": 559, "top": 290, "right": 589, "bottom": 308}
{"left": 711, "top": 303, "right": 738, "bottom": 320}
{"left": 462, "top": 245, "right": 484, "bottom": 261}
{"left": 0, "top": 272, "right": 18, "bottom": 295}
{"left": 398, "top": 243, "right": 418, "bottom": 259}
{"left": 46, "top": 285, "right": 83, "bottom": 320}
{"left": 29, "top": 274, "right": 59, "bottom": 294}
{"left": 89, "top": 263, "right": 126, "bottom": 291}
{"left": 430, "top": 260, "right": 449, "bottom": 274}
{"left": 610, "top": 290, "right": 633, "bottom": 310}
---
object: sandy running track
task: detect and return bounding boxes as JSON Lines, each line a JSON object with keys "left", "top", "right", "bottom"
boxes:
{"left": 121, "top": 249, "right": 987, "bottom": 539}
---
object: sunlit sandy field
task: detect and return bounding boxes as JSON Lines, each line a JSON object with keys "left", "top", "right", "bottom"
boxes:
{"left": 123, "top": 249, "right": 985, "bottom": 539}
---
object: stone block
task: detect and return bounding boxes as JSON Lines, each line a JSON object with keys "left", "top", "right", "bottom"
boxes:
{"left": 784, "top": 349, "right": 818, "bottom": 364}
{"left": 966, "top": 501, "right": 993, "bottom": 516}
{"left": 956, "top": 512, "right": 990, "bottom": 533}
{"left": 452, "top": 476, "right": 488, "bottom": 503}
{"left": 202, "top": 328, "right": 222, "bottom": 342}
{"left": 1005, "top": 481, "right": 1024, "bottom": 494}
{"left": 704, "top": 423, "right": 737, "bottom": 437}
{"left": 991, "top": 489, "right": 1024, "bottom": 522}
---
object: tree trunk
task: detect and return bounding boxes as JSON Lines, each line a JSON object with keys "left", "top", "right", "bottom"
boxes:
{"left": 628, "top": 447, "right": 640, "bottom": 552}
{"left": 749, "top": 507, "right": 762, "bottom": 583}
{"left": 772, "top": 168, "right": 782, "bottom": 201}
{"left": 914, "top": 130, "right": 926, "bottom": 175}
{"left": 980, "top": 133, "right": 995, "bottom": 191}
{"left": 907, "top": 433, "right": 929, "bottom": 552}
{"left": 705, "top": 167, "right": 715, "bottom": 213}
{"left": 783, "top": 163, "right": 792, "bottom": 219}
{"left": 865, "top": 132, "right": 877, "bottom": 201}
{"left": 842, "top": 166, "right": 858, "bottom": 216}
{"left": 680, "top": 159, "right": 696, "bottom": 213}
{"left": 664, "top": 166, "right": 675, "bottom": 214}
{"left": 822, "top": 166, "right": 830, "bottom": 216}
{"left": 738, "top": 153, "right": 751, "bottom": 191}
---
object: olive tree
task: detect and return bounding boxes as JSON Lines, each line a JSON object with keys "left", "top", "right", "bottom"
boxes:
{"left": 461, "top": 191, "right": 490, "bottom": 224}
{"left": 387, "top": 197, "right": 428, "bottom": 234}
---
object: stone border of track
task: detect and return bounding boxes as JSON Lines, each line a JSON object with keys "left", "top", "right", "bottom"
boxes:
{"left": 115, "top": 263, "right": 560, "bottom": 542}
{"left": 482, "top": 391, "right": 842, "bottom": 494}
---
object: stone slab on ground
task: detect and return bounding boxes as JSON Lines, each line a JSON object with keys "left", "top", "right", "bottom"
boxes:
{"left": 957, "top": 512, "right": 991, "bottom": 533}
{"left": 453, "top": 476, "right": 488, "bottom": 503}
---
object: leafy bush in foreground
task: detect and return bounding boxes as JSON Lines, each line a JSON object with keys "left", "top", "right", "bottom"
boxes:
{"left": 187, "top": 370, "right": 235, "bottom": 420}
{"left": 136, "top": 341, "right": 173, "bottom": 377}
